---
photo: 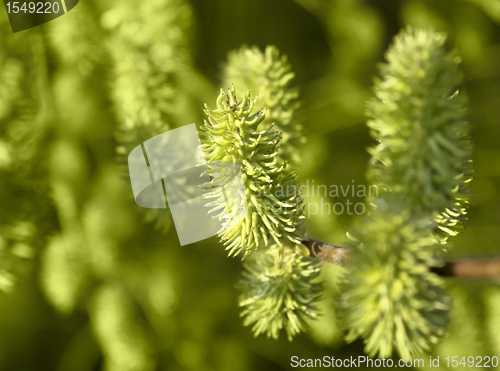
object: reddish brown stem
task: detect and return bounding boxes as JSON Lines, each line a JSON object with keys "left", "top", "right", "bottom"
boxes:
{"left": 431, "top": 257, "right": 500, "bottom": 278}
{"left": 301, "top": 239, "right": 500, "bottom": 279}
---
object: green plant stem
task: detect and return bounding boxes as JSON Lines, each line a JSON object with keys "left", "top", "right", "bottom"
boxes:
{"left": 301, "top": 239, "right": 500, "bottom": 278}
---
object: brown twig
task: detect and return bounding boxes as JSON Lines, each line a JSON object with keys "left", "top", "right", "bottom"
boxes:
{"left": 431, "top": 257, "right": 500, "bottom": 278}
{"left": 301, "top": 238, "right": 500, "bottom": 279}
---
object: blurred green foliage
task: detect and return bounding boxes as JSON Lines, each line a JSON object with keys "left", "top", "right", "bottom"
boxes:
{"left": 0, "top": 0, "right": 499, "bottom": 370}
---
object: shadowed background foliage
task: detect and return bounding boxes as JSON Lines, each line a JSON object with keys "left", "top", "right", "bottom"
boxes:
{"left": 0, "top": 0, "right": 499, "bottom": 370}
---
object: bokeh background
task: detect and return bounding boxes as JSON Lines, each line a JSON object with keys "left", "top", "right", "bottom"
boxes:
{"left": 0, "top": 0, "right": 500, "bottom": 370}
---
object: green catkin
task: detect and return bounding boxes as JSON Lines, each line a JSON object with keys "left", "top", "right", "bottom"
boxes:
{"left": 102, "top": 0, "right": 194, "bottom": 156}
{"left": 201, "top": 87, "right": 320, "bottom": 340}
{"left": 42, "top": 4, "right": 104, "bottom": 310}
{"left": 41, "top": 234, "right": 90, "bottom": 313}
{"left": 201, "top": 86, "right": 305, "bottom": 258}
{"left": 0, "top": 16, "right": 52, "bottom": 293}
{"left": 89, "top": 284, "right": 156, "bottom": 371}
{"left": 342, "top": 202, "right": 451, "bottom": 359}
{"left": 223, "top": 46, "right": 302, "bottom": 165}
{"left": 102, "top": 0, "right": 209, "bottom": 231}
{"left": 366, "top": 26, "right": 473, "bottom": 239}
{"left": 341, "top": 27, "right": 473, "bottom": 359}
{"left": 238, "top": 248, "right": 322, "bottom": 341}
